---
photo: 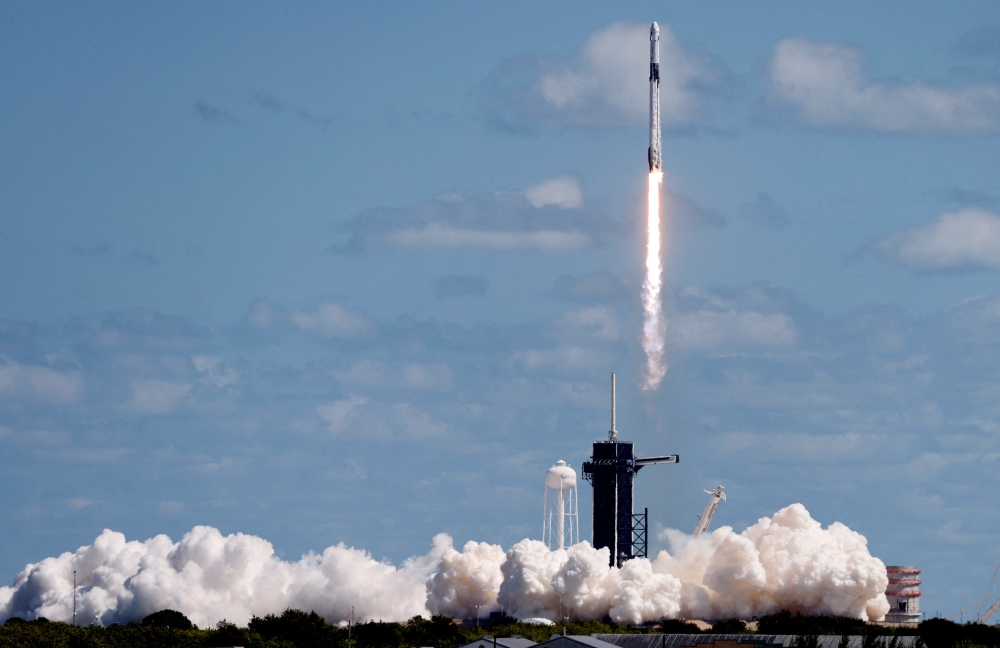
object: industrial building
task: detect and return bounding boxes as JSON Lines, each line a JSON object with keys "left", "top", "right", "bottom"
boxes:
{"left": 884, "top": 565, "right": 922, "bottom": 625}
{"left": 458, "top": 637, "right": 537, "bottom": 648}
{"left": 594, "top": 636, "right": 920, "bottom": 648}
{"left": 530, "top": 635, "right": 619, "bottom": 648}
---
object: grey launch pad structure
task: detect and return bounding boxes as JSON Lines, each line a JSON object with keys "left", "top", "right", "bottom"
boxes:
{"left": 582, "top": 374, "right": 678, "bottom": 567}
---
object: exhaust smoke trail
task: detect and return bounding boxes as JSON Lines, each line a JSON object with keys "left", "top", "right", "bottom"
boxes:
{"left": 642, "top": 171, "right": 666, "bottom": 390}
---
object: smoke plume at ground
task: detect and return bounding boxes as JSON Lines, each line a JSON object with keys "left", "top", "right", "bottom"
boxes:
{"left": 429, "top": 503, "right": 888, "bottom": 624}
{"left": 0, "top": 504, "right": 887, "bottom": 627}
{"left": 0, "top": 526, "right": 449, "bottom": 628}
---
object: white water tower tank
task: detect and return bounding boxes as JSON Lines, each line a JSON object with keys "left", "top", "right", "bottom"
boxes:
{"left": 543, "top": 460, "right": 580, "bottom": 550}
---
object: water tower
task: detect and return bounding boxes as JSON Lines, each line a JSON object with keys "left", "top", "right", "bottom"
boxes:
{"left": 543, "top": 460, "right": 580, "bottom": 550}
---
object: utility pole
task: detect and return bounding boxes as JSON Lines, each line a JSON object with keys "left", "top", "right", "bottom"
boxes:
{"left": 73, "top": 570, "right": 77, "bottom": 627}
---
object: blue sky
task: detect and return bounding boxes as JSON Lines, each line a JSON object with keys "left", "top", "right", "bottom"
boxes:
{"left": 2, "top": 0, "right": 1000, "bottom": 619}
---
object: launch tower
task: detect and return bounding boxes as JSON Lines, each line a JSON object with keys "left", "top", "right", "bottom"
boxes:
{"left": 582, "top": 374, "right": 678, "bottom": 567}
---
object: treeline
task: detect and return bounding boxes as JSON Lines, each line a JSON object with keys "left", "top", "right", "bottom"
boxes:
{"left": 0, "top": 609, "right": 997, "bottom": 648}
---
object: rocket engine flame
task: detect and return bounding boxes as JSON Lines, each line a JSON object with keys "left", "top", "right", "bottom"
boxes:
{"left": 642, "top": 171, "right": 666, "bottom": 390}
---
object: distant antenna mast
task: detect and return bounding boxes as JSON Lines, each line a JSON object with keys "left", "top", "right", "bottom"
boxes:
{"left": 73, "top": 570, "right": 76, "bottom": 626}
{"left": 692, "top": 485, "right": 726, "bottom": 537}
{"left": 609, "top": 373, "right": 617, "bottom": 441}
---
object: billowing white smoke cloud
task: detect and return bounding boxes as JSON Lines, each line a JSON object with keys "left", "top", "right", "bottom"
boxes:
{"left": 426, "top": 540, "right": 505, "bottom": 619}
{"left": 0, "top": 504, "right": 888, "bottom": 626}
{"left": 0, "top": 526, "right": 450, "bottom": 628}
{"left": 656, "top": 504, "right": 889, "bottom": 621}
{"left": 441, "top": 503, "right": 889, "bottom": 624}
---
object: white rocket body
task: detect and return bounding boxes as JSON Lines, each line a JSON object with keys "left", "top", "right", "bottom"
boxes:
{"left": 648, "top": 22, "right": 661, "bottom": 173}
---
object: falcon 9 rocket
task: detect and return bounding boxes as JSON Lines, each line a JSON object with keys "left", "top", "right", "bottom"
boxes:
{"left": 648, "top": 22, "right": 661, "bottom": 173}
{"left": 642, "top": 22, "right": 667, "bottom": 390}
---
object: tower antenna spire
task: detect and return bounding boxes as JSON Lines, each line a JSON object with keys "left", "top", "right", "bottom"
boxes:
{"left": 609, "top": 373, "right": 617, "bottom": 441}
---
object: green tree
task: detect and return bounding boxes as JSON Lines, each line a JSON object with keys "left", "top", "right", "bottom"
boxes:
{"left": 142, "top": 610, "right": 194, "bottom": 630}
{"left": 712, "top": 620, "right": 748, "bottom": 634}
{"left": 354, "top": 621, "right": 403, "bottom": 648}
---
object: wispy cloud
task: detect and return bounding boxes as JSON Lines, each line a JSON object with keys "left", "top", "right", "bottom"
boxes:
{"left": 290, "top": 302, "right": 372, "bottom": 337}
{"left": 669, "top": 192, "right": 726, "bottom": 229}
{"left": 483, "top": 22, "right": 715, "bottom": 130}
{"left": 316, "top": 395, "right": 447, "bottom": 440}
{"left": 297, "top": 109, "right": 332, "bottom": 130}
{"left": 551, "top": 272, "right": 627, "bottom": 302}
{"left": 194, "top": 101, "right": 237, "bottom": 123}
{"left": 332, "top": 359, "right": 454, "bottom": 392}
{"left": 0, "top": 358, "right": 81, "bottom": 404}
{"left": 130, "top": 379, "right": 191, "bottom": 415}
{"left": 252, "top": 92, "right": 284, "bottom": 112}
{"left": 672, "top": 285, "right": 801, "bottom": 352}
{"left": 740, "top": 192, "right": 791, "bottom": 230}
{"left": 435, "top": 275, "right": 486, "bottom": 299}
{"left": 524, "top": 176, "right": 584, "bottom": 209}
{"left": 874, "top": 208, "right": 1000, "bottom": 270}
{"left": 387, "top": 225, "right": 587, "bottom": 251}
{"left": 673, "top": 309, "right": 798, "bottom": 351}
{"left": 954, "top": 26, "right": 1000, "bottom": 57}
{"left": 768, "top": 37, "right": 1000, "bottom": 135}
{"left": 331, "top": 176, "right": 615, "bottom": 253}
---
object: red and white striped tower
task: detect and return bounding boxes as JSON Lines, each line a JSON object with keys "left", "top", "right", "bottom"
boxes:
{"left": 885, "top": 565, "right": 922, "bottom": 625}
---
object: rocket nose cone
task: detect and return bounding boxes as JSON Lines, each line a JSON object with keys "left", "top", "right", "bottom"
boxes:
{"left": 651, "top": 22, "right": 659, "bottom": 36}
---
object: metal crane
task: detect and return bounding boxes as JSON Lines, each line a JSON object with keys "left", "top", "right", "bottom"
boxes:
{"left": 950, "top": 562, "right": 1000, "bottom": 623}
{"left": 692, "top": 485, "right": 726, "bottom": 538}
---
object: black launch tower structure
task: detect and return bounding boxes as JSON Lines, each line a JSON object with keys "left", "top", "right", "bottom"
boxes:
{"left": 582, "top": 374, "right": 678, "bottom": 567}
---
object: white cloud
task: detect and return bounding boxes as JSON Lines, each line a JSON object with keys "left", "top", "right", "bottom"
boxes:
{"left": 769, "top": 37, "right": 1000, "bottom": 134}
{"left": 525, "top": 176, "right": 584, "bottom": 209}
{"left": 0, "top": 358, "right": 81, "bottom": 404}
{"left": 192, "top": 355, "right": 239, "bottom": 388}
{"left": 158, "top": 500, "right": 185, "bottom": 515}
{"left": 290, "top": 302, "right": 371, "bottom": 337}
{"left": 386, "top": 224, "right": 588, "bottom": 251}
{"left": 875, "top": 208, "right": 1000, "bottom": 269}
{"left": 66, "top": 497, "right": 94, "bottom": 510}
{"left": 316, "top": 395, "right": 446, "bottom": 440}
{"left": 130, "top": 379, "right": 192, "bottom": 415}
{"left": 529, "top": 22, "right": 708, "bottom": 127}
{"left": 672, "top": 310, "right": 798, "bottom": 351}
{"left": 316, "top": 395, "right": 369, "bottom": 434}
{"left": 335, "top": 179, "right": 612, "bottom": 254}
{"left": 513, "top": 346, "right": 611, "bottom": 372}
{"left": 717, "top": 431, "right": 865, "bottom": 461}
{"left": 556, "top": 307, "right": 621, "bottom": 341}
{"left": 332, "top": 359, "right": 454, "bottom": 392}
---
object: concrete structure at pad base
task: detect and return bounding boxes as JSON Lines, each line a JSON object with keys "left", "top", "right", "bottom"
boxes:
{"left": 884, "top": 565, "right": 922, "bottom": 626}
{"left": 593, "top": 636, "right": 920, "bottom": 648}
{"left": 458, "top": 637, "right": 537, "bottom": 648}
